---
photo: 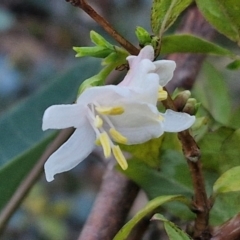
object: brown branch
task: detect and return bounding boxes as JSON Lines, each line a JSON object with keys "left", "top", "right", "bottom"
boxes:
{"left": 0, "top": 128, "right": 74, "bottom": 234}
{"left": 78, "top": 168, "right": 139, "bottom": 240}
{"left": 66, "top": 0, "right": 139, "bottom": 55}
{"left": 211, "top": 213, "right": 240, "bottom": 240}
{"left": 163, "top": 5, "right": 216, "bottom": 240}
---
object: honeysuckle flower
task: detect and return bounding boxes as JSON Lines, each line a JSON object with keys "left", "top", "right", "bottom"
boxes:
{"left": 42, "top": 45, "right": 195, "bottom": 182}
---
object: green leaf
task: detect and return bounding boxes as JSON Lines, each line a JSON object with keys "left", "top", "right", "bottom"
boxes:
{"left": 228, "top": 107, "right": 240, "bottom": 129}
{"left": 226, "top": 60, "right": 240, "bottom": 70}
{"left": 193, "top": 62, "right": 232, "bottom": 125}
{"left": 152, "top": 213, "right": 192, "bottom": 240}
{"left": 118, "top": 148, "right": 195, "bottom": 220}
{"left": 196, "top": 0, "right": 240, "bottom": 44}
{"left": 151, "top": 0, "right": 193, "bottom": 36}
{"left": 161, "top": 34, "right": 235, "bottom": 57}
{"left": 213, "top": 166, "right": 240, "bottom": 195}
{"left": 120, "top": 137, "right": 164, "bottom": 169}
{"left": 210, "top": 192, "right": 240, "bottom": 225}
{"left": 0, "top": 59, "right": 100, "bottom": 210}
{"left": 198, "top": 127, "right": 234, "bottom": 172}
{"left": 113, "top": 195, "right": 189, "bottom": 240}
{"left": 0, "top": 134, "right": 56, "bottom": 210}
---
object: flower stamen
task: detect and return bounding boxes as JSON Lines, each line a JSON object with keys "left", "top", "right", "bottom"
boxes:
{"left": 158, "top": 86, "right": 168, "bottom": 101}
{"left": 109, "top": 128, "right": 128, "bottom": 144}
{"left": 112, "top": 145, "right": 128, "bottom": 170}
{"left": 99, "top": 132, "right": 111, "bottom": 158}
{"left": 95, "top": 106, "right": 124, "bottom": 115}
{"left": 94, "top": 115, "right": 103, "bottom": 128}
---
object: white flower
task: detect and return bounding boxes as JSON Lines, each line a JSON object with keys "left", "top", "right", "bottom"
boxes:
{"left": 42, "top": 45, "right": 195, "bottom": 182}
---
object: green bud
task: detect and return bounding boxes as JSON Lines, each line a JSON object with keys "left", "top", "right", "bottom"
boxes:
{"left": 183, "top": 98, "right": 199, "bottom": 115}
{"left": 173, "top": 90, "right": 191, "bottom": 111}
{"left": 135, "top": 26, "right": 152, "bottom": 47}
{"left": 73, "top": 46, "right": 112, "bottom": 58}
{"left": 90, "top": 30, "right": 113, "bottom": 49}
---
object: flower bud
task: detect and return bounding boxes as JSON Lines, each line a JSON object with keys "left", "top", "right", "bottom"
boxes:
{"left": 135, "top": 26, "right": 152, "bottom": 47}
{"left": 173, "top": 90, "right": 191, "bottom": 111}
{"left": 182, "top": 98, "right": 200, "bottom": 115}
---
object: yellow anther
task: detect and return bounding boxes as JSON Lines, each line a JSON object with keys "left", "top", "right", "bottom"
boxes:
{"left": 94, "top": 115, "right": 103, "bottom": 128}
{"left": 109, "top": 128, "right": 128, "bottom": 144}
{"left": 158, "top": 86, "right": 168, "bottom": 101}
{"left": 158, "top": 115, "right": 164, "bottom": 121}
{"left": 95, "top": 106, "right": 124, "bottom": 115}
{"left": 99, "top": 132, "right": 111, "bottom": 158}
{"left": 112, "top": 145, "right": 128, "bottom": 170}
{"left": 95, "top": 138, "right": 101, "bottom": 146}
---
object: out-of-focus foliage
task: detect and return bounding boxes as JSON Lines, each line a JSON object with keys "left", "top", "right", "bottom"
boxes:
{"left": 151, "top": 0, "right": 193, "bottom": 36}
{"left": 196, "top": 0, "right": 240, "bottom": 44}
{"left": 113, "top": 195, "right": 189, "bottom": 240}
{"left": 152, "top": 213, "right": 192, "bottom": 240}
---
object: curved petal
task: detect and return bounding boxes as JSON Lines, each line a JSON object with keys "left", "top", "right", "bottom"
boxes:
{"left": 162, "top": 109, "right": 195, "bottom": 132}
{"left": 128, "top": 74, "right": 159, "bottom": 105}
{"left": 127, "top": 45, "right": 154, "bottom": 69}
{"left": 42, "top": 104, "right": 86, "bottom": 130}
{"left": 77, "top": 85, "right": 132, "bottom": 106}
{"left": 109, "top": 102, "right": 164, "bottom": 144}
{"left": 153, "top": 60, "right": 176, "bottom": 86}
{"left": 44, "top": 123, "right": 95, "bottom": 182}
{"left": 119, "top": 59, "right": 156, "bottom": 87}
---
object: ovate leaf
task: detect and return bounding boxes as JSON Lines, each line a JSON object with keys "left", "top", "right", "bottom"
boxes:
{"left": 151, "top": 0, "right": 193, "bottom": 36}
{"left": 0, "top": 59, "right": 100, "bottom": 211}
{"left": 213, "top": 166, "right": 240, "bottom": 195}
{"left": 161, "top": 34, "right": 235, "bottom": 57}
{"left": 196, "top": 0, "right": 240, "bottom": 44}
{"left": 152, "top": 213, "right": 192, "bottom": 240}
{"left": 226, "top": 60, "right": 240, "bottom": 70}
{"left": 0, "top": 134, "right": 56, "bottom": 210}
{"left": 193, "top": 62, "right": 231, "bottom": 125}
{"left": 113, "top": 195, "right": 189, "bottom": 240}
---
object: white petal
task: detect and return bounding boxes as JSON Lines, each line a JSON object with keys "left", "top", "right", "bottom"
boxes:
{"left": 129, "top": 73, "right": 159, "bottom": 105}
{"left": 127, "top": 45, "right": 154, "bottom": 69}
{"left": 44, "top": 124, "right": 95, "bottom": 182}
{"left": 119, "top": 59, "right": 156, "bottom": 88}
{"left": 77, "top": 85, "right": 132, "bottom": 106}
{"left": 162, "top": 109, "right": 195, "bottom": 132}
{"left": 109, "top": 102, "right": 164, "bottom": 144}
{"left": 153, "top": 60, "right": 176, "bottom": 86}
{"left": 42, "top": 104, "right": 86, "bottom": 130}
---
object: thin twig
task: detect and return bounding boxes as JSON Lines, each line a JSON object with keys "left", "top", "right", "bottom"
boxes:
{"left": 78, "top": 168, "right": 139, "bottom": 240}
{"left": 66, "top": 0, "right": 139, "bottom": 55}
{"left": 165, "top": 5, "right": 216, "bottom": 239}
{"left": 0, "top": 128, "right": 74, "bottom": 234}
{"left": 211, "top": 213, "right": 240, "bottom": 240}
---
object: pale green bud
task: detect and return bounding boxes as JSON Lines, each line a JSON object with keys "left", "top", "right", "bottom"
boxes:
{"left": 135, "top": 26, "right": 152, "bottom": 47}
{"left": 183, "top": 98, "right": 200, "bottom": 115}
{"left": 173, "top": 90, "right": 191, "bottom": 111}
